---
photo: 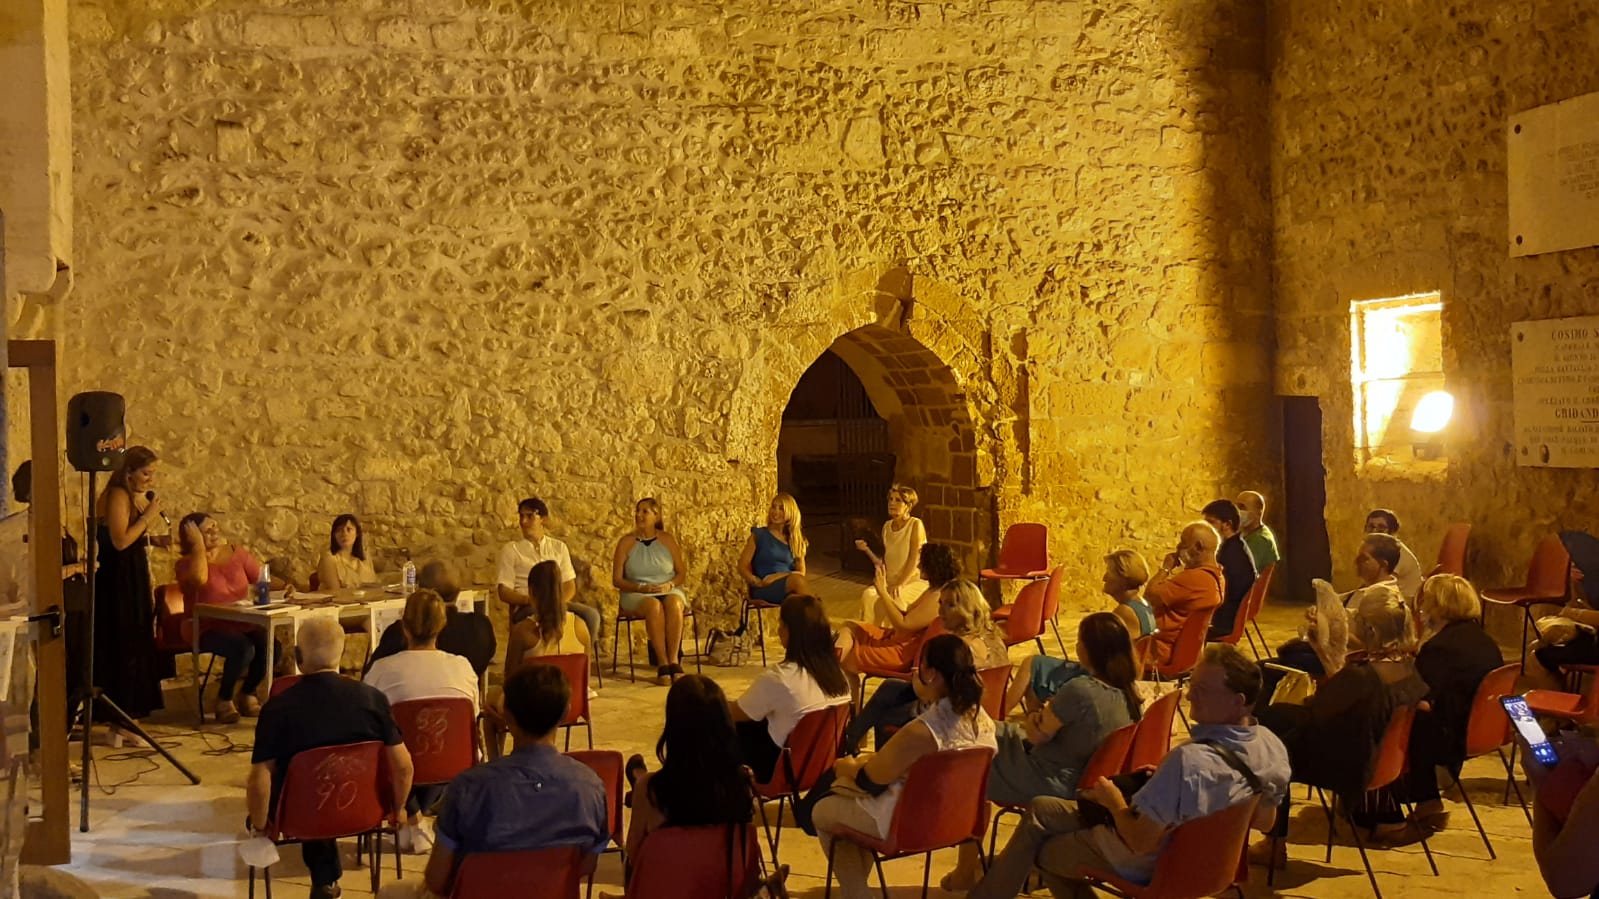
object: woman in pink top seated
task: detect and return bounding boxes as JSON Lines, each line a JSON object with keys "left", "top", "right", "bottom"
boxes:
{"left": 176, "top": 513, "right": 290, "bottom": 723}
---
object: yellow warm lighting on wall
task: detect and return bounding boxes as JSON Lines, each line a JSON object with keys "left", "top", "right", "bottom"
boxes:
{"left": 1410, "top": 390, "right": 1454, "bottom": 434}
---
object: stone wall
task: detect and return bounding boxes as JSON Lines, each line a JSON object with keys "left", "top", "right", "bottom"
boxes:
{"left": 1271, "top": 3, "right": 1599, "bottom": 599}
{"left": 57, "top": 0, "right": 1276, "bottom": 636}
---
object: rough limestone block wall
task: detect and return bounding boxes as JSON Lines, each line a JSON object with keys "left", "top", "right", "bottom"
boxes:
{"left": 63, "top": 0, "right": 1275, "bottom": 648}
{"left": 1271, "top": 3, "right": 1599, "bottom": 596}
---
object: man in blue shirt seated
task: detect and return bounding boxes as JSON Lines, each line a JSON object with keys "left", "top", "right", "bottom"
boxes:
{"left": 969, "top": 643, "right": 1291, "bottom": 899}
{"left": 378, "top": 663, "right": 610, "bottom": 899}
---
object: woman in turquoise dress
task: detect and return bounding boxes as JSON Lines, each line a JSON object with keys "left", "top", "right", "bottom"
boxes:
{"left": 612, "top": 497, "right": 689, "bottom": 685}
{"left": 737, "top": 493, "right": 809, "bottom": 604}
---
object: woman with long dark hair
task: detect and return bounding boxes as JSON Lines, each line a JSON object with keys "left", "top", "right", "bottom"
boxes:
{"left": 93, "top": 446, "right": 168, "bottom": 720}
{"left": 944, "top": 611, "right": 1143, "bottom": 889}
{"left": 731, "top": 594, "right": 851, "bottom": 781}
{"left": 811, "top": 634, "right": 997, "bottom": 899}
{"left": 486, "top": 561, "right": 592, "bottom": 757}
{"left": 314, "top": 513, "right": 376, "bottom": 590}
{"left": 623, "top": 675, "right": 756, "bottom": 859}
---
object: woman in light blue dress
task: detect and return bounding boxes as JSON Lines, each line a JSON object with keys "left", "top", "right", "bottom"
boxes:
{"left": 612, "top": 497, "right": 689, "bottom": 685}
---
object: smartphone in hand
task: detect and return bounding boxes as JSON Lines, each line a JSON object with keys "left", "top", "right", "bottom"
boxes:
{"left": 1502, "top": 694, "right": 1559, "bottom": 766}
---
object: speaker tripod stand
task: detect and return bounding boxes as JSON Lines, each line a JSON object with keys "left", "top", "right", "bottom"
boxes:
{"left": 76, "top": 468, "right": 199, "bottom": 833}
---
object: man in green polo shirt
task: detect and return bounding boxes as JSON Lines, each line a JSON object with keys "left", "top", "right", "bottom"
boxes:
{"left": 1235, "top": 491, "right": 1280, "bottom": 568}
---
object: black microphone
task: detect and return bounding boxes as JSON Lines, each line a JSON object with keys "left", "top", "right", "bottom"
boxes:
{"left": 145, "top": 490, "right": 171, "bottom": 526}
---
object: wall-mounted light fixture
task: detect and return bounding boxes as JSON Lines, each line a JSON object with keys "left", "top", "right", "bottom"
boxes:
{"left": 1410, "top": 390, "right": 1454, "bottom": 459}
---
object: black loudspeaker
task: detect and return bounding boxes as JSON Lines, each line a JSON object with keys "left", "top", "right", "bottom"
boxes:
{"left": 65, "top": 391, "right": 127, "bottom": 473}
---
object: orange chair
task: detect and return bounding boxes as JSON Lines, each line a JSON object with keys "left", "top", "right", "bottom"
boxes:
{"left": 1233, "top": 563, "right": 1276, "bottom": 660}
{"left": 979, "top": 523, "right": 1050, "bottom": 582}
{"left": 987, "top": 723, "right": 1137, "bottom": 858}
{"left": 1524, "top": 666, "right": 1599, "bottom": 727}
{"left": 540, "top": 653, "right": 594, "bottom": 750}
{"left": 993, "top": 567, "right": 1066, "bottom": 655}
{"left": 626, "top": 822, "right": 761, "bottom": 899}
{"left": 267, "top": 674, "right": 302, "bottom": 700}
{"left": 613, "top": 602, "right": 701, "bottom": 681}
{"left": 755, "top": 703, "right": 850, "bottom": 861}
{"left": 392, "top": 698, "right": 477, "bottom": 788}
{"left": 1273, "top": 704, "right": 1437, "bottom": 898}
{"left": 991, "top": 573, "right": 1050, "bottom": 654}
{"left": 153, "top": 582, "right": 219, "bottom": 724}
{"left": 1144, "top": 608, "right": 1217, "bottom": 729}
{"left": 1482, "top": 535, "right": 1571, "bottom": 671}
{"left": 978, "top": 664, "right": 1013, "bottom": 722}
{"left": 1076, "top": 798, "right": 1259, "bottom": 899}
{"left": 1125, "top": 688, "right": 1182, "bottom": 773}
{"left": 1430, "top": 523, "right": 1471, "bottom": 577}
{"left": 247, "top": 740, "right": 399, "bottom": 898}
{"left": 449, "top": 845, "right": 585, "bottom": 899}
{"left": 822, "top": 746, "right": 994, "bottom": 899}
{"left": 1440, "top": 664, "right": 1527, "bottom": 854}
{"left": 568, "top": 749, "right": 625, "bottom": 897}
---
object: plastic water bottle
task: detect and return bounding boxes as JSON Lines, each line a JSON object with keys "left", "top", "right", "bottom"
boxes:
{"left": 402, "top": 559, "right": 417, "bottom": 592}
{"left": 256, "top": 563, "right": 272, "bottom": 606}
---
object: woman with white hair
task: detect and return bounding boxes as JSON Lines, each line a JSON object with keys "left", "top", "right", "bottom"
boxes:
{"left": 1252, "top": 589, "right": 1429, "bottom": 862}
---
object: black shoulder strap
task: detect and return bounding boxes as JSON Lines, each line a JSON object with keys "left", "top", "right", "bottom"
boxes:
{"left": 1192, "top": 738, "right": 1264, "bottom": 794}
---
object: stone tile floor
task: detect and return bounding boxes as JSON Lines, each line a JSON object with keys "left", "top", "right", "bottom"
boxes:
{"left": 31, "top": 570, "right": 1551, "bottom": 897}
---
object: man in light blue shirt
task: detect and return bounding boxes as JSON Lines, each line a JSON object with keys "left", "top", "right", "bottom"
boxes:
{"left": 969, "top": 644, "right": 1290, "bottom": 898}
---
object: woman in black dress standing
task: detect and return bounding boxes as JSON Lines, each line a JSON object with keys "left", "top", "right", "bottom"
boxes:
{"left": 94, "top": 445, "right": 167, "bottom": 719}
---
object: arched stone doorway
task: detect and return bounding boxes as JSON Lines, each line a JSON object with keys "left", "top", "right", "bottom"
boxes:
{"left": 778, "top": 324, "right": 990, "bottom": 575}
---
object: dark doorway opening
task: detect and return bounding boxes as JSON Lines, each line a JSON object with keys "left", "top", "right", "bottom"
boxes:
{"left": 1281, "top": 396, "right": 1333, "bottom": 601}
{"left": 778, "top": 351, "right": 895, "bottom": 576}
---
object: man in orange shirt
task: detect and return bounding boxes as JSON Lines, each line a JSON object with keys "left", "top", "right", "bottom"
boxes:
{"left": 1145, "top": 521, "right": 1224, "bottom": 667}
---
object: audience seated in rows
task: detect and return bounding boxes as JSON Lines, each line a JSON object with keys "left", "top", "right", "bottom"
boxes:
{"left": 365, "top": 560, "right": 496, "bottom": 679}
{"left": 738, "top": 492, "right": 810, "bottom": 603}
{"left": 607, "top": 676, "right": 758, "bottom": 898}
{"left": 315, "top": 514, "right": 378, "bottom": 590}
{"left": 1006, "top": 550, "right": 1154, "bottom": 717}
{"left": 969, "top": 644, "right": 1289, "bottom": 899}
{"left": 364, "top": 589, "right": 481, "bottom": 854}
{"left": 248, "top": 617, "right": 415, "bottom": 899}
{"left": 729, "top": 594, "right": 851, "bottom": 783}
{"left": 943, "top": 611, "right": 1144, "bottom": 891}
{"left": 1364, "top": 508, "right": 1423, "bottom": 603}
{"left": 378, "top": 664, "right": 610, "bottom": 899}
{"left": 854, "top": 485, "right": 928, "bottom": 625}
{"left": 496, "top": 496, "right": 603, "bottom": 661}
{"left": 611, "top": 496, "right": 689, "bottom": 685}
{"left": 841, "top": 578, "right": 1007, "bottom": 754}
{"left": 804, "top": 634, "right": 999, "bottom": 899}
{"left": 1144, "top": 521, "right": 1223, "bottom": 668}
{"left": 177, "top": 512, "right": 290, "bottom": 723}
{"left": 483, "top": 560, "right": 590, "bottom": 758}
{"left": 1202, "top": 498, "right": 1259, "bottom": 640}
{"left": 1253, "top": 589, "right": 1427, "bottom": 860}
{"left": 1380, "top": 574, "right": 1503, "bottom": 845}
{"left": 1236, "top": 490, "right": 1280, "bottom": 568}
{"left": 835, "top": 543, "right": 963, "bottom": 702}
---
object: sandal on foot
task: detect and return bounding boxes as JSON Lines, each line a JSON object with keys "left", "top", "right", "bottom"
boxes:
{"left": 654, "top": 665, "right": 673, "bottom": 686}
{"left": 213, "top": 700, "right": 240, "bottom": 725}
{"left": 624, "top": 753, "right": 646, "bottom": 808}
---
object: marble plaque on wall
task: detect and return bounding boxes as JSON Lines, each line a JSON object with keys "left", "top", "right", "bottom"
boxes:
{"left": 1509, "top": 90, "right": 1599, "bottom": 257}
{"left": 1512, "top": 315, "right": 1599, "bottom": 468}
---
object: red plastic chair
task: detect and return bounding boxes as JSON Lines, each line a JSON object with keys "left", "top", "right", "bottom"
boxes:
{"left": 1147, "top": 607, "right": 1217, "bottom": 686}
{"left": 987, "top": 723, "right": 1136, "bottom": 858}
{"left": 992, "top": 578, "right": 1048, "bottom": 654}
{"left": 392, "top": 698, "right": 477, "bottom": 787}
{"left": 1482, "top": 535, "right": 1571, "bottom": 670}
{"left": 539, "top": 653, "right": 594, "bottom": 750}
{"left": 1125, "top": 688, "right": 1182, "bottom": 773}
{"left": 755, "top": 703, "right": 850, "bottom": 861}
{"left": 568, "top": 749, "right": 624, "bottom": 897}
{"left": 154, "top": 582, "right": 219, "bottom": 724}
{"left": 267, "top": 674, "right": 303, "bottom": 700}
{"left": 613, "top": 602, "right": 701, "bottom": 680}
{"left": 449, "top": 845, "right": 585, "bottom": 898}
{"left": 1076, "top": 797, "right": 1259, "bottom": 898}
{"left": 978, "top": 664, "right": 1013, "bottom": 722}
{"left": 1430, "top": 523, "right": 1471, "bottom": 577}
{"left": 979, "top": 523, "right": 1050, "bottom": 582}
{"left": 247, "top": 740, "right": 399, "bottom": 898}
{"left": 997, "top": 568, "right": 1067, "bottom": 655}
{"left": 626, "top": 822, "right": 761, "bottom": 899}
{"left": 1525, "top": 666, "right": 1599, "bottom": 727}
{"left": 1438, "top": 664, "right": 1527, "bottom": 855}
{"left": 822, "top": 746, "right": 994, "bottom": 899}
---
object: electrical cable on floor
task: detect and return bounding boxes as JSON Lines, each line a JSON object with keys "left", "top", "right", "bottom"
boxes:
{"left": 78, "top": 724, "right": 252, "bottom": 795}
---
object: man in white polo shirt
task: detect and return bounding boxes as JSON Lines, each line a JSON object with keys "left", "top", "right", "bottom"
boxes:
{"left": 495, "top": 497, "right": 602, "bottom": 676}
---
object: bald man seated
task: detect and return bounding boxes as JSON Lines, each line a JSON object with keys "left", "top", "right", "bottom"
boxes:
{"left": 1235, "top": 490, "right": 1280, "bottom": 569}
{"left": 247, "top": 617, "right": 415, "bottom": 899}
{"left": 1144, "top": 522, "right": 1224, "bottom": 668}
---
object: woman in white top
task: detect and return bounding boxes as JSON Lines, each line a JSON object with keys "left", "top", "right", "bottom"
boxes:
{"left": 811, "top": 634, "right": 997, "bottom": 899}
{"left": 483, "top": 561, "right": 591, "bottom": 757}
{"left": 314, "top": 514, "right": 378, "bottom": 590}
{"left": 362, "top": 589, "right": 479, "bottom": 853}
{"left": 854, "top": 485, "right": 928, "bottom": 624}
{"left": 731, "top": 594, "right": 851, "bottom": 782}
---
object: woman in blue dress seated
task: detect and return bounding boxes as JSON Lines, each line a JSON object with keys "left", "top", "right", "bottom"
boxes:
{"left": 738, "top": 492, "right": 809, "bottom": 604}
